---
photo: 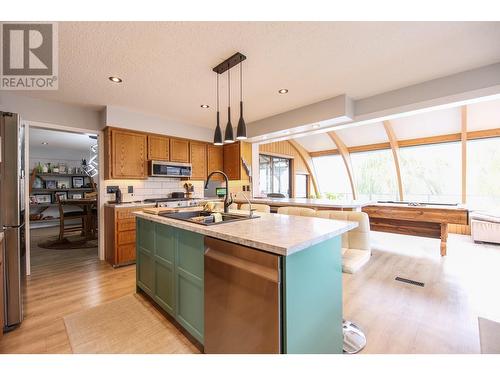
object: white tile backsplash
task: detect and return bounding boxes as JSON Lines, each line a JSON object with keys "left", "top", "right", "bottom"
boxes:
{"left": 104, "top": 177, "right": 205, "bottom": 202}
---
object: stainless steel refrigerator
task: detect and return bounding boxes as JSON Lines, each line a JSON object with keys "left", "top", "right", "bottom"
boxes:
{"left": 1, "top": 112, "right": 26, "bottom": 331}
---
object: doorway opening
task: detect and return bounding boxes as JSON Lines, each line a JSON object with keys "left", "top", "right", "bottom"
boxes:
{"left": 28, "top": 126, "right": 99, "bottom": 273}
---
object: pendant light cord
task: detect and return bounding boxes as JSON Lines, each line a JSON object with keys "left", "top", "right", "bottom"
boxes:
{"left": 216, "top": 73, "right": 219, "bottom": 111}
{"left": 240, "top": 60, "right": 242, "bottom": 101}
{"left": 228, "top": 68, "right": 230, "bottom": 106}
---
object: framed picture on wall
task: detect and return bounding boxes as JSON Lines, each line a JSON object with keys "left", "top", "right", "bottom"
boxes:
{"left": 72, "top": 177, "right": 84, "bottom": 188}
{"left": 34, "top": 194, "right": 51, "bottom": 204}
{"left": 45, "top": 180, "right": 57, "bottom": 189}
{"left": 54, "top": 191, "right": 68, "bottom": 202}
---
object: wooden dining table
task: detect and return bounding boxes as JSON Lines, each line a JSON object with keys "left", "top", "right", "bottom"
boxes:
{"left": 63, "top": 198, "right": 97, "bottom": 239}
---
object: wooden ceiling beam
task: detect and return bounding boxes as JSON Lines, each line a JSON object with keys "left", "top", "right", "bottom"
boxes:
{"left": 307, "top": 127, "right": 500, "bottom": 158}
{"left": 287, "top": 139, "right": 320, "bottom": 197}
{"left": 383, "top": 120, "right": 404, "bottom": 201}
{"left": 327, "top": 131, "right": 357, "bottom": 200}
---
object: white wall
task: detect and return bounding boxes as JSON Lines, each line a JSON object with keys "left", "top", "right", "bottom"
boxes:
{"left": 0, "top": 92, "right": 103, "bottom": 131}
{"left": 29, "top": 146, "right": 93, "bottom": 171}
{"left": 105, "top": 105, "right": 213, "bottom": 142}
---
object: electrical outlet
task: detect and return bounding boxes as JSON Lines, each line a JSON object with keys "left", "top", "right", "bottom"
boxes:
{"left": 128, "top": 186, "right": 134, "bottom": 194}
{"left": 106, "top": 185, "right": 118, "bottom": 194}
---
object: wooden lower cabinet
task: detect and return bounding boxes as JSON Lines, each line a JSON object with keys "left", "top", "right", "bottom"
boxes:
{"left": 105, "top": 205, "right": 149, "bottom": 267}
{"left": 136, "top": 218, "right": 204, "bottom": 343}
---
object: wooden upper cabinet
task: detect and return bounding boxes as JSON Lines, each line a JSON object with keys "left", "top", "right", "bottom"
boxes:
{"left": 105, "top": 128, "right": 147, "bottom": 179}
{"left": 190, "top": 142, "right": 207, "bottom": 180}
{"left": 223, "top": 141, "right": 252, "bottom": 180}
{"left": 223, "top": 142, "right": 242, "bottom": 180}
{"left": 207, "top": 145, "right": 224, "bottom": 180}
{"left": 147, "top": 135, "right": 169, "bottom": 160}
{"left": 170, "top": 138, "right": 190, "bottom": 163}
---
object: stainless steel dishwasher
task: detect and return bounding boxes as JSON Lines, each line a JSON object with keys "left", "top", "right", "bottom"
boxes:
{"left": 204, "top": 237, "right": 281, "bottom": 353}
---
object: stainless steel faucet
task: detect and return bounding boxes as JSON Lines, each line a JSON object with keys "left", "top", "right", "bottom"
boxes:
{"left": 241, "top": 192, "right": 254, "bottom": 218}
{"left": 205, "top": 170, "right": 233, "bottom": 213}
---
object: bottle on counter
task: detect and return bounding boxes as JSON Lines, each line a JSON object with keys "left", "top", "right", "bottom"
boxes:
{"left": 115, "top": 187, "right": 122, "bottom": 204}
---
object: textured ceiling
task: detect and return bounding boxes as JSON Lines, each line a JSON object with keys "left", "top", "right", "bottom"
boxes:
{"left": 22, "top": 21, "right": 500, "bottom": 129}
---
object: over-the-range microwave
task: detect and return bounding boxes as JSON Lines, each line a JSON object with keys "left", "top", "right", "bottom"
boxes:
{"left": 148, "top": 160, "right": 192, "bottom": 178}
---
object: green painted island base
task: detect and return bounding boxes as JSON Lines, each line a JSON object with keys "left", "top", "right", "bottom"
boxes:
{"left": 283, "top": 236, "right": 343, "bottom": 354}
{"left": 136, "top": 217, "right": 343, "bottom": 354}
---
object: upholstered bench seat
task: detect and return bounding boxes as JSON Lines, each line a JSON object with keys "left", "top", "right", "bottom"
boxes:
{"left": 470, "top": 210, "right": 500, "bottom": 245}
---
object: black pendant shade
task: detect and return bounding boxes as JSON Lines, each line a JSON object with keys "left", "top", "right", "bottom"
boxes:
{"left": 211, "top": 52, "right": 246, "bottom": 145}
{"left": 236, "top": 60, "right": 247, "bottom": 139}
{"left": 236, "top": 101, "right": 246, "bottom": 140}
{"left": 213, "top": 111, "right": 223, "bottom": 145}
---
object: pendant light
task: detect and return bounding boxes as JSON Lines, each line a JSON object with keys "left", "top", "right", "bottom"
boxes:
{"left": 213, "top": 74, "right": 223, "bottom": 145}
{"left": 236, "top": 60, "right": 247, "bottom": 140}
{"left": 224, "top": 68, "right": 235, "bottom": 143}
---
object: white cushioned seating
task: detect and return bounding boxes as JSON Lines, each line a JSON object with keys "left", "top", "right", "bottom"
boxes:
{"left": 316, "top": 210, "right": 371, "bottom": 274}
{"left": 470, "top": 210, "right": 500, "bottom": 244}
{"left": 240, "top": 203, "right": 271, "bottom": 213}
{"left": 276, "top": 206, "right": 316, "bottom": 217}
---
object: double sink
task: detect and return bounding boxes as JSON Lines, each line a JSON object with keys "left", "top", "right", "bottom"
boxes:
{"left": 158, "top": 209, "right": 258, "bottom": 226}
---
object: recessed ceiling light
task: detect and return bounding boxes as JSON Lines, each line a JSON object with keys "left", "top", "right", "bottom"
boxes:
{"left": 41, "top": 142, "right": 48, "bottom": 145}
{"left": 109, "top": 76, "right": 123, "bottom": 83}
{"left": 278, "top": 89, "right": 288, "bottom": 94}
{"left": 312, "top": 124, "right": 320, "bottom": 129}
{"left": 200, "top": 104, "right": 210, "bottom": 108}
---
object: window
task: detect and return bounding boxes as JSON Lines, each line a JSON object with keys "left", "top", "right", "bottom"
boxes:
{"left": 312, "top": 155, "right": 353, "bottom": 200}
{"left": 259, "top": 154, "right": 290, "bottom": 197}
{"left": 295, "top": 174, "right": 309, "bottom": 198}
{"left": 399, "top": 142, "right": 461, "bottom": 203}
{"left": 351, "top": 149, "right": 398, "bottom": 201}
{"left": 467, "top": 137, "right": 500, "bottom": 210}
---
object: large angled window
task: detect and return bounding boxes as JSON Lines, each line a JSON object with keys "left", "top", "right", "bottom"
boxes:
{"left": 399, "top": 142, "right": 461, "bottom": 203}
{"left": 259, "top": 154, "right": 290, "bottom": 197}
{"left": 312, "top": 155, "right": 352, "bottom": 200}
{"left": 467, "top": 137, "right": 500, "bottom": 210}
{"left": 350, "top": 149, "right": 399, "bottom": 201}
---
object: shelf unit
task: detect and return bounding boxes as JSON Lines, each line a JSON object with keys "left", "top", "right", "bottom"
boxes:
{"left": 29, "top": 169, "right": 98, "bottom": 224}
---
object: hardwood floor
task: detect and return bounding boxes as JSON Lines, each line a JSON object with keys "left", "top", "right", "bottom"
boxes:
{"left": 0, "top": 227, "right": 137, "bottom": 353}
{"left": 2, "top": 227, "right": 499, "bottom": 354}
{"left": 345, "top": 231, "right": 500, "bottom": 354}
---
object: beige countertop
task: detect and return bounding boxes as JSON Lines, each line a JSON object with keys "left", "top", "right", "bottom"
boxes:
{"left": 104, "top": 198, "right": 221, "bottom": 209}
{"left": 104, "top": 202, "right": 156, "bottom": 208}
{"left": 234, "top": 197, "right": 372, "bottom": 209}
{"left": 134, "top": 210, "right": 357, "bottom": 256}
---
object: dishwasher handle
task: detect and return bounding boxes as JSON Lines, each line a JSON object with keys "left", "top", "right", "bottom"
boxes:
{"left": 205, "top": 247, "right": 279, "bottom": 283}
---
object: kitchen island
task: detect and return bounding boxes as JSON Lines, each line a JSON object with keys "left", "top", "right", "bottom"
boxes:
{"left": 134, "top": 210, "right": 356, "bottom": 354}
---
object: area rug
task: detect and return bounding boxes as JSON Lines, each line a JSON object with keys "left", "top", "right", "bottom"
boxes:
{"left": 38, "top": 236, "right": 97, "bottom": 250}
{"left": 478, "top": 316, "right": 500, "bottom": 353}
{"left": 63, "top": 294, "right": 198, "bottom": 354}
